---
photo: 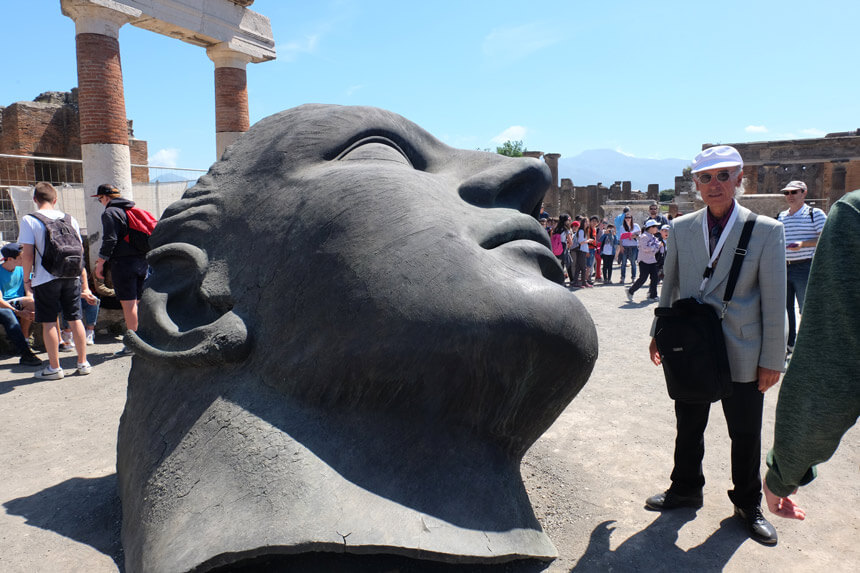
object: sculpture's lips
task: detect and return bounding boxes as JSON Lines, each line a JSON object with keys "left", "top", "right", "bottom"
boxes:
{"left": 479, "top": 218, "right": 564, "bottom": 284}
{"left": 478, "top": 217, "right": 553, "bottom": 251}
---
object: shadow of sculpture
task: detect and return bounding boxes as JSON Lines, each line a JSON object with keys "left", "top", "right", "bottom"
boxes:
{"left": 3, "top": 473, "right": 124, "bottom": 570}
{"left": 571, "top": 511, "right": 747, "bottom": 572}
{"left": 118, "top": 104, "right": 599, "bottom": 572}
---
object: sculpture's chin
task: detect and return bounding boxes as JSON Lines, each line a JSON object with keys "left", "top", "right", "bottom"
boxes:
{"left": 118, "top": 367, "right": 559, "bottom": 572}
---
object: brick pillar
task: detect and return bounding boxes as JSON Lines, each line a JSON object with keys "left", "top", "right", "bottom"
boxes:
{"left": 62, "top": 0, "right": 134, "bottom": 268}
{"left": 207, "top": 44, "right": 252, "bottom": 160}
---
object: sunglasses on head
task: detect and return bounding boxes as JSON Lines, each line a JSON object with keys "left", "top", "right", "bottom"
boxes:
{"left": 783, "top": 189, "right": 801, "bottom": 195}
{"left": 694, "top": 169, "right": 737, "bottom": 184}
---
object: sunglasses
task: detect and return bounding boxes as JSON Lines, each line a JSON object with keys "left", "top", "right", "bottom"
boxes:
{"left": 694, "top": 169, "right": 737, "bottom": 184}
{"left": 624, "top": 216, "right": 632, "bottom": 219}
{"left": 783, "top": 189, "right": 802, "bottom": 195}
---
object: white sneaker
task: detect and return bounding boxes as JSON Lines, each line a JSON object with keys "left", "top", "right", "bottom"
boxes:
{"left": 76, "top": 362, "right": 92, "bottom": 376}
{"left": 34, "top": 367, "right": 64, "bottom": 380}
{"left": 59, "top": 340, "right": 75, "bottom": 352}
{"left": 86, "top": 331, "right": 95, "bottom": 345}
{"left": 626, "top": 291, "right": 634, "bottom": 302}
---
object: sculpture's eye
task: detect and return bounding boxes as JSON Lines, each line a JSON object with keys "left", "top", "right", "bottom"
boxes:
{"left": 337, "top": 137, "right": 413, "bottom": 167}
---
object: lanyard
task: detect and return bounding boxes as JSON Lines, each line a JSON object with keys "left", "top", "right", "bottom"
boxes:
{"left": 699, "top": 200, "right": 739, "bottom": 295}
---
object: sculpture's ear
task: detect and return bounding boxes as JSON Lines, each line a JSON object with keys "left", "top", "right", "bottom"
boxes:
{"left": 125, "top": 242, "right": 251, "bottom": 367}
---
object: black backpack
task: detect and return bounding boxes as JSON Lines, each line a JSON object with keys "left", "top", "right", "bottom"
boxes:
{"left": 29, "top": 212, "right": 85, "bottom": 279}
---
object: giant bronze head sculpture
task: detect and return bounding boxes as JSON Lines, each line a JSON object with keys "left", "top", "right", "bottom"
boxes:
{"left": 118, "top": 104, "right": 598, "bottom": 571}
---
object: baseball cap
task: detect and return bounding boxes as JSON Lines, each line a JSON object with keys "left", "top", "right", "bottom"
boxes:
{"left": 91, "top": 183, "right": 121, "bottom": 198}
{"left": 661, "top": 224, "right": 671, "bottom": 230}
{"left": 781, "top": 180, "right": 807, "bottom": 193}
{"left": 691, "top": 145, "right": 743, "bottom": 174}
{"left": 644, "top": 219, "right": 660, "bottom": 229}
{"left": 1, "top": 242, "right": 23, "bottom": 259}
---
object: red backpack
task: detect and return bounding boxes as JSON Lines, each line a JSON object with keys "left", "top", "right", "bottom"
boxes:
{"left": 123, "top": 206, "right": 158, "bottom": 253}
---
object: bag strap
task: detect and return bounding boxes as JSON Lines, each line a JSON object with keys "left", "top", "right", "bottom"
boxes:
{"left": 719, "top": 214, "right": 757, "bottom": 318}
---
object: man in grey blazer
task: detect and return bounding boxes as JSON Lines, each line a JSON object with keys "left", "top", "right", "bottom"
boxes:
{"left": 646, "top": 145, "right": 787, "bottom": 546}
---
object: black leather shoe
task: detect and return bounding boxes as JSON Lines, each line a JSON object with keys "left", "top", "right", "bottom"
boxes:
{"left": 734, "top": 505, "right": 778, "bottom": 545}
{"left": 645, "top": 490, "right": 703, "bottom": 511}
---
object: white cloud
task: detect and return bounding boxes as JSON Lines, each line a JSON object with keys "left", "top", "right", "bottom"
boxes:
{"left": 491, "top": 125, "right": 527, "bottom": 144}
{"left": 800, "top": 128, "right": 826, "bottom": 137}
{"left": 276, "top": 34, "right": 320, "bottom": 62}
{"left": 148, "top": 148, "right": 179, "bottom": 167}
{"left": 482, "top": 22, "right": 561, "bottom": 63}
{"left": 345, "top": 84, "right": 364, "bottom": 97}
{"left": 745, "top": 125, "right": 768, "bottom": 133}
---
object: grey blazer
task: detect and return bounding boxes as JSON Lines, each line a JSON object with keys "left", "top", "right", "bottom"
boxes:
{"left": 651, "top": 202, "right": 787, "bottom": 382}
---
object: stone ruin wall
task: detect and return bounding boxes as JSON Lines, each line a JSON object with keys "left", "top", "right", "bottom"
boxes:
{"left": 0, "top": 89, "right": 148, "bottom": 186}
{"left": 527, "top": 152, "right": 658, "bottom": 220}
{"left": 707, "top": 132, "right": 860, "bottom": 212}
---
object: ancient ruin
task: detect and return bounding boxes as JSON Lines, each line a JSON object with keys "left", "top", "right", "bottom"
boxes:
{"left": 117, "top": 104, "right": 599, "bottom": 572}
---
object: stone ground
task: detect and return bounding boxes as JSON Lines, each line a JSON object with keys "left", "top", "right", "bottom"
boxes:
{"left": 0, "top": 273, "right": 857, "bottom": 572}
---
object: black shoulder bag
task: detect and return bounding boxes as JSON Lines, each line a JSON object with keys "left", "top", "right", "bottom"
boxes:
{"left": 653, "top": 215, "right": 757, "bottom": 403}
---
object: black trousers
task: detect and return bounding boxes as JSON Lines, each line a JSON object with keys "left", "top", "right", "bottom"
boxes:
{"left": 669, "top": 381, "right": 764, "bottom": 508}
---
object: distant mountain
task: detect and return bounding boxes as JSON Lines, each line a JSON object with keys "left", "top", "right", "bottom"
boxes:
{"left": 150, "top": 172, "right": 190, "bottom": 183}
{"left": 557, "top": 149, "right": 689, "bottom": 191}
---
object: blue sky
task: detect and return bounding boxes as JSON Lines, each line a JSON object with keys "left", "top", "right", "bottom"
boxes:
{"left": 3, "top": 0, "right": 858, "bottom": 171}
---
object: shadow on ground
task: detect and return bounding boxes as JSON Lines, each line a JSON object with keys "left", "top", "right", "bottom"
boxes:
{"left": 4, "top": 473, "right": 124, "bottom": 571}
{"left": 570, "top": 509, "right": 748, "bottom": 572}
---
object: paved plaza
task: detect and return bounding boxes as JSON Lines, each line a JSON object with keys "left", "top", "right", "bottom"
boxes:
{"left": 0, "top": 277, "right": 857, "bottom": 572}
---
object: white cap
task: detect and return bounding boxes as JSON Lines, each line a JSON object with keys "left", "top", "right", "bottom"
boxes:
{"left": 691, "top": 145, "right": 743, "bottom": 173}
{"left": 644, "top": 219, "right": 660, "bottom": 229}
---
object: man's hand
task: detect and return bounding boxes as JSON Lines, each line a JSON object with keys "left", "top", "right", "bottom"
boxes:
{"left": 95, "top": 258, "right": 106, "bottom": 280}
{"left": 764, "top": 480, "right": 806, "bottom": 520}
{"left": 758, "top": 367, "right": 781, "bottom": 392}
{"left": 649, "top": 337, "right": 662, "bottom": 366}
{"left": 81, "top": 289, "right": 98, "bottom": 306}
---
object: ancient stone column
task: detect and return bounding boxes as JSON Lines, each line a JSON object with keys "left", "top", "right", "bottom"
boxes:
{"left": 543, "top": 153, "right": 561, "bottom": 216}
{"left": 830, "top": 162, "right": 847, "bottom": 207}
{"left": 622, "top": 181, "right": 632, "bottom": 201}
{"left": 207, "top": 44, "right": 253, "bottom": 160}
{"left": 61, "top": 0, "right": 135, "bottom": 266}
{"left": 647, "top": 184, "right": 659, "bottom": 200}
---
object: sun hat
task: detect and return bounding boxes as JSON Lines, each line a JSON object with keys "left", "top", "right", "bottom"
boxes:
{"left": 781, "top": 180, "right": 807, "bottom": 193}
{"left": 691, "top": 145, "right": 743, "bottom": 174}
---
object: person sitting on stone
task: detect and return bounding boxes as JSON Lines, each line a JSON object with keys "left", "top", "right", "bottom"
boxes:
{"left": 0, "top": 242, "right": 42, "bottom": 366}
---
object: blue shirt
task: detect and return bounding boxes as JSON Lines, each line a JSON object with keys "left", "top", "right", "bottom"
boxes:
{"left": 0, "top": 265, "right": 25, "bottom": 300}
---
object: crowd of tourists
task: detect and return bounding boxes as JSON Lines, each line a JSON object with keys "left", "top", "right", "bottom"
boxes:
{"left": 0, "top": 182, "right": 152, "bottom": 380}
{"left": 545, "top": 201, "right": 673, "bottom": 299}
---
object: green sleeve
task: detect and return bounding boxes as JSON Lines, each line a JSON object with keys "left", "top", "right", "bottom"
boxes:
{"left": 765, "top": 191, "right": 860, "bottom": 497}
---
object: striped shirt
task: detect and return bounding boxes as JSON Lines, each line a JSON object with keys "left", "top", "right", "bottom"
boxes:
{"left": 778, "top": 204, "right": 826, "bottom": 261}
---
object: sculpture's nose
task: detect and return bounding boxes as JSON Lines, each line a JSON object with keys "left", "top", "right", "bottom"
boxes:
{"left": 457, "top": 157, "right": 551, "bottom": 217}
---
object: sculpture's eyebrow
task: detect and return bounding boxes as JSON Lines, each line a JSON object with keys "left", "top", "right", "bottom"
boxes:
{"left": 325, "top": 127, "right": 430, "bottom": 171}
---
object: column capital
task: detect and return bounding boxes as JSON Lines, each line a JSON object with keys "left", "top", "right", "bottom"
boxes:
{"left": 207, "top": 42, "right": 254, "bottom": 69}
{"left": 61, "top": 0, "right": 140, "bottom": 38}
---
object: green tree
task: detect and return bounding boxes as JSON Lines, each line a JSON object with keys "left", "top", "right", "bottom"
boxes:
{"left": 496, "top": 140, "right": 526, "bottom": 157}
{"left": 660, "top": 189, "right": 675, "bottom": 203}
